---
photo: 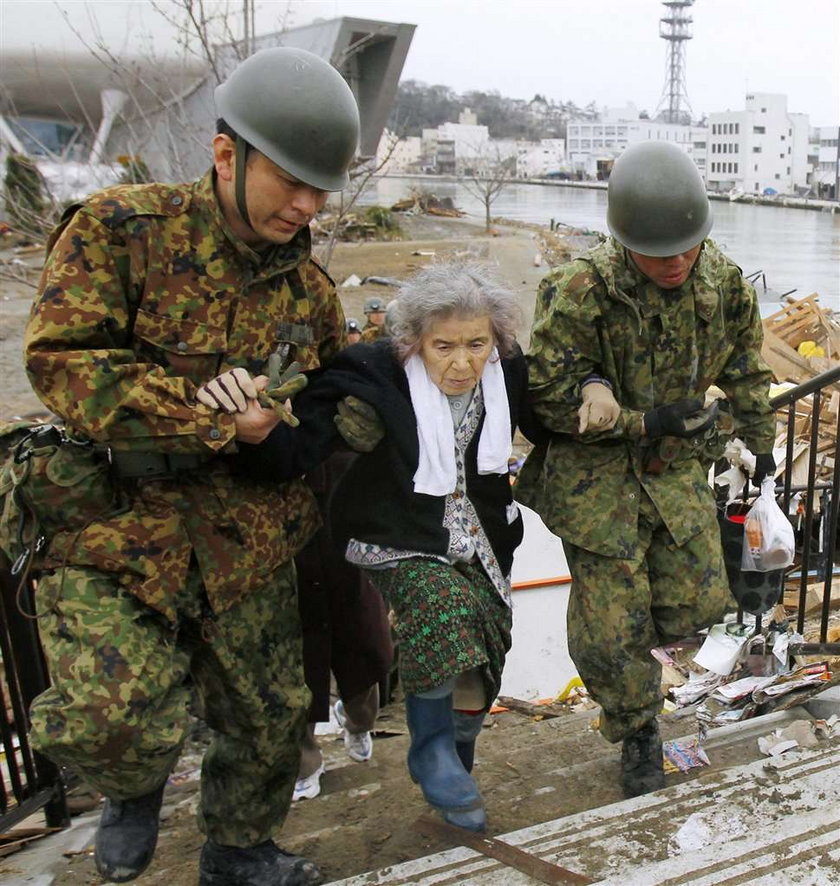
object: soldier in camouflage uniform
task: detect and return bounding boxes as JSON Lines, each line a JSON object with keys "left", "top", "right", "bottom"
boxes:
{"left": 522, "top": 142, "right": 775, "bottom": 798}
{"left": 361, "top": 295, "right": 387, "bottom": 332}
{"left": 23, "top": 47, "right": 360, "bottom": 886}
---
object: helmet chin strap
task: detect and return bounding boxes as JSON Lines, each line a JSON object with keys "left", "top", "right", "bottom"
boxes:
{"left": 234, "top": 133, "right": 252, "bottom": 230}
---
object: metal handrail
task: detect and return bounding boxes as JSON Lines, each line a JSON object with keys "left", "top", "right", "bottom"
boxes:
{"left": 769, "top": 365, "right": 840, "bottom": 407}
{"left": 767, "top": 364, "right": 839, "bottom": 642}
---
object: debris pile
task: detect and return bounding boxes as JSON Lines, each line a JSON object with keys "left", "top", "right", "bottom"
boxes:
{"left": 312, "top": 204, "right": 404, "bottom": 243}
{"left": 389, "top": 189, "right": 466, "bottom": 218}
{"left": 656, "top": 610, "right": 838, "bottom": 731}
{"left": 761, "top": 293, "right": 840, "bottom": 385}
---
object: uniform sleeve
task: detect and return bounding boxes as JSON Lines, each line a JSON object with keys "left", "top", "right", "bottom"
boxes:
{"left": 714, "top": 274, "right": 775, "bottom": 451}
{"left": 24, "top": 209, "right": 235, "bottom": 453}
{"left": 300, "top": 260, "right": 347, "bottom": 369}
{"left": 526, "top": 267, "right": 645, "bottom": 441}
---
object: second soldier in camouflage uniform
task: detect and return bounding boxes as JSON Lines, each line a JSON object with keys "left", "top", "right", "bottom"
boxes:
{"left": 522, "top": 142, "right": 775, "bottom": 799}
{"left": 23, "top": 48, "right": 361, "bottom": 886}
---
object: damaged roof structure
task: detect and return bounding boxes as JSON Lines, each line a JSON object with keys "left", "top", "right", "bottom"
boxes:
{"left": 0, "top": 16, "right": 416, "bottom": 186}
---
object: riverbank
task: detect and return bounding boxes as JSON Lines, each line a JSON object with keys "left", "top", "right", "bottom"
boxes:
{"left": 381, "top": 173, "right": 839, "bottom": 214}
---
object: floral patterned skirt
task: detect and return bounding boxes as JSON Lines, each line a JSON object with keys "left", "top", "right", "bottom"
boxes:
{"left": 365, "top": 558, "right": 512, "bottom": 699}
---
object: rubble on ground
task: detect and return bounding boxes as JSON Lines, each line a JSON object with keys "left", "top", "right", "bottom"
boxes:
{"left": 389, "top": 189, "right": 466, "bottom": 218}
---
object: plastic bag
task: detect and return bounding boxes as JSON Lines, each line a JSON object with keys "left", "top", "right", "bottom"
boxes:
{"left": 741, "top": 478, "right": 795, "bottom": 571}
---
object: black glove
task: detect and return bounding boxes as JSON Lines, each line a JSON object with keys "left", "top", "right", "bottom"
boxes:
{"left": 643, "top": 398, "right": 719, "bottom": 439}
{"left": 752, "top": 452, "right": 776, "bottom": 486}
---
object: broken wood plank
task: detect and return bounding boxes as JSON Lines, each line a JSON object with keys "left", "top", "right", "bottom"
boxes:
{"left": 496, "top": 696, "right": 568, "bottom": 719}
{"left": 417, "top": 814, "right": 594, "bottom": 885}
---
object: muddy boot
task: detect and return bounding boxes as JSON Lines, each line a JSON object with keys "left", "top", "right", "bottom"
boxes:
{"left": 621, "top": 720, "right": 665, "bottom": 798}
{"left": 405, "top": 694, "right": 486, "bottom": 832}
{"left": 453, "top": 710, "right": 485, "bottom": 773}
{"left": 199, "top": 840, "right": 322, "bottom": 886}
{"left": 94, "top": 782, "right": 166, "bottom": 882}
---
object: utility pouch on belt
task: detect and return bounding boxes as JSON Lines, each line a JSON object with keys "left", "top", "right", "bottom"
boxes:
{"left": 642, "top": 401, "right": 735, "bottom": 475}
{"left": 0, "top": 422, "right": 116, "bottom": 578}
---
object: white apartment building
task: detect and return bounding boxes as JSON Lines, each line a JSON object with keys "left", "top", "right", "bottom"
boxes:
{"left": 418, "top": 109, "right": 490, "bottom": 173}
{"left": 707, "top": 93, "right": 809, "bottom": 195}
{"left": 566, "top": 104, "right": 707, "bottom": 179}
{"left": 375, "top": 130, "right": 422, "bottom": 173}
{"left": 516, "top": 138, "right": 567, "bottom": 178}
{"left": 809, "top": 125, "right": 839, "bottom": 200}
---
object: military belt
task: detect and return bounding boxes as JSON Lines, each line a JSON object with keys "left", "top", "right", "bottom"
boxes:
{"left": 108, "top": 450, "right": 210, "bottom": 479}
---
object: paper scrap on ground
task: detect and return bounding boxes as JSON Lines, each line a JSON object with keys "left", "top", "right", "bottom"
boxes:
{"left": 758, "top": 719, "right": 822, "bottom": 756}
{"left": 693, "top": 623, "right": 752, "bottom": 675}
{"left": 662, "top": 737, "right": 710, "bottom": 773}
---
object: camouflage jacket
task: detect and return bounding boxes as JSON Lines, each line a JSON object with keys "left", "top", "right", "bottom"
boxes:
{"left": 24, "top": 171, "right": 346, "bottom": 620}
{"left": 522, "top": 237, "right": 774, "bottom": 557}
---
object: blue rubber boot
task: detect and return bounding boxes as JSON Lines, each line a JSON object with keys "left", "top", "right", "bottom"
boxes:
{"left": 454, "top": 711, "right": 486, "bottom": 773}
{"left": 405, "top": 694, "right": 486, "bottom": 832}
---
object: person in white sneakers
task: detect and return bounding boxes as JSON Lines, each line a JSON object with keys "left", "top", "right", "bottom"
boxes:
{"left": 292, "top": 454, "right": 394, "bottom": 802}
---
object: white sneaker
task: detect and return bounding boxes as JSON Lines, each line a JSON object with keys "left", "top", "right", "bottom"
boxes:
{"left": 335, "top": 700, "right": 373, "bottom": 763}
{"left": 292, "top": 765, "right": 324, "bottom": 801}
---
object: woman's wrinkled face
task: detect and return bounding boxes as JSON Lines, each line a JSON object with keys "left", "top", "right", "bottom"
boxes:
{"left": 419, "top": 313, "right": 495, "bottom": 396}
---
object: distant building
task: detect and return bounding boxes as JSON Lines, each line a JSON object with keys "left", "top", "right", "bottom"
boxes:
{"left": 566, "top": 104, "right": 707, "bottom": 179}
{"left": 515, "top": 138, "right": 567, "bottom": 178}
{"left": 808, "top": 125, "right": 839, "bottom": 200}
{"left": 706, "top": 93, "right": 809, "bottom": 195}
{"left": 375, "top": 130, "right": 422, "bottom": 173}
{"left": 419, "top": 109, "right": 489, "bottom": 174}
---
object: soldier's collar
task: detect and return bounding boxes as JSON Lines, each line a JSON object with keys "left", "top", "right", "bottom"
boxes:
{"left": 203, "top": 168, "right": 312, "bottom": 272}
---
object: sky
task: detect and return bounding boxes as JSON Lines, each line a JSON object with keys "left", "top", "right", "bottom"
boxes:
{"left": 2, "top": 0, "right": 839, "bottom": 125}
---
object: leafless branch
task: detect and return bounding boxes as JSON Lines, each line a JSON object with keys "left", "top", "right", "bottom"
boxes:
{"left": 318, "top": 134, "right": 403, "bottom": 269}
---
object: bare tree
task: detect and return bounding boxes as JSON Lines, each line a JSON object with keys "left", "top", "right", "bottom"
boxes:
{"left": 458, "top": 144, "right": 515, "bottom": 232}
{"left": 317, "top": 131, "right": 402, "bottom": 269}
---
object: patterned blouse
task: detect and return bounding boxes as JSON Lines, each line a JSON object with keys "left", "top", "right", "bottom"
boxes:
{"left": 345, "top": 382, "right": 513, "bottom": 607}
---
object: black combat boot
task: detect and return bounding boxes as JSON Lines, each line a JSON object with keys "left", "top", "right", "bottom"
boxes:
{"left": 199, "top": 839, "right": 322, "bottom": 886}
{"left": 94, "top": 782, "right": 166, "bottom": 882}
{"left": 620, "top": 720, "right": 666, "bottom": 798}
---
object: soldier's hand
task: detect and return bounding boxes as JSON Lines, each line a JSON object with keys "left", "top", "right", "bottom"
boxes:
{"left": 260, "top": 362, "right": 308, "bottom": 403}
{"left": 643, "top": 398, "right": 719, "bottom": 439}
{"left": 197, "top": 368, "right": 258, "bottom": 414}
{"left": 256, "top": 363, "right": 307, "bottom": 427}
{"left": 752, "top": 452, "right": 776, "bottom": 486}
{"left": 334, "top": 396, "right": 384, "bottom": 452}
{"left": 578, "top": 380, "right": 621, "bottom": 434}
{"left": 234, "top": 397, "right": 282, "bottom": 444}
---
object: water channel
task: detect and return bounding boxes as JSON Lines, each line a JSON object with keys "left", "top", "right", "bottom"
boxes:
{"left": 359, "top": 176, "right": 840, "bottom": 310}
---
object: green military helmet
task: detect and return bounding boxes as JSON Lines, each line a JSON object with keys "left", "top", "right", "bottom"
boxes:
{"left": 607, "top": 141, "right": 713, "bottom": 257}
{"left": 363, "top": 296, "right": 386, "bottom": 314}
{"left": 215, "top": 47, "right": 360, "bottom": 192}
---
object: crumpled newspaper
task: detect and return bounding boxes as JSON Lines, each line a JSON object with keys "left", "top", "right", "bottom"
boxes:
{"left": 757, "top": 718, "right": 829, "bottom": 756}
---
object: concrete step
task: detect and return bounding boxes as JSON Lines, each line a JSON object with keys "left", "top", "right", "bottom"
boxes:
{"left": 323, "top": 702, "right": 840, "bottom": 885}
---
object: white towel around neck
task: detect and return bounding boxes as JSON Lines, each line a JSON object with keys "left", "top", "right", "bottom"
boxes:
{"left": 405, "top": 348, "right": 512, "bottom": 496}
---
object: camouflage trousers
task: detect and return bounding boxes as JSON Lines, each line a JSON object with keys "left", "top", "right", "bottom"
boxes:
{"left": 565, "top": 490, "right": 730, "bottom": 743}
{"left": 28, "top": 562, "right": 310, "bottom": 847}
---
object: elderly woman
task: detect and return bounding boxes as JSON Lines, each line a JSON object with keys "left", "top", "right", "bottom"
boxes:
{"left": 235, "top": 261, "right": 544, "bottom": 832}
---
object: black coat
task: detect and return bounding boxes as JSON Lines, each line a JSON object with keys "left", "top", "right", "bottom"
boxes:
{"left": 236, "top": 339, "right": 544, "bottom": 578}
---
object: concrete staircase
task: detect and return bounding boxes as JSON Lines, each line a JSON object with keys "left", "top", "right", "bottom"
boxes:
{"left": 323, "top": 693, "right": 840, "bottom": 885}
